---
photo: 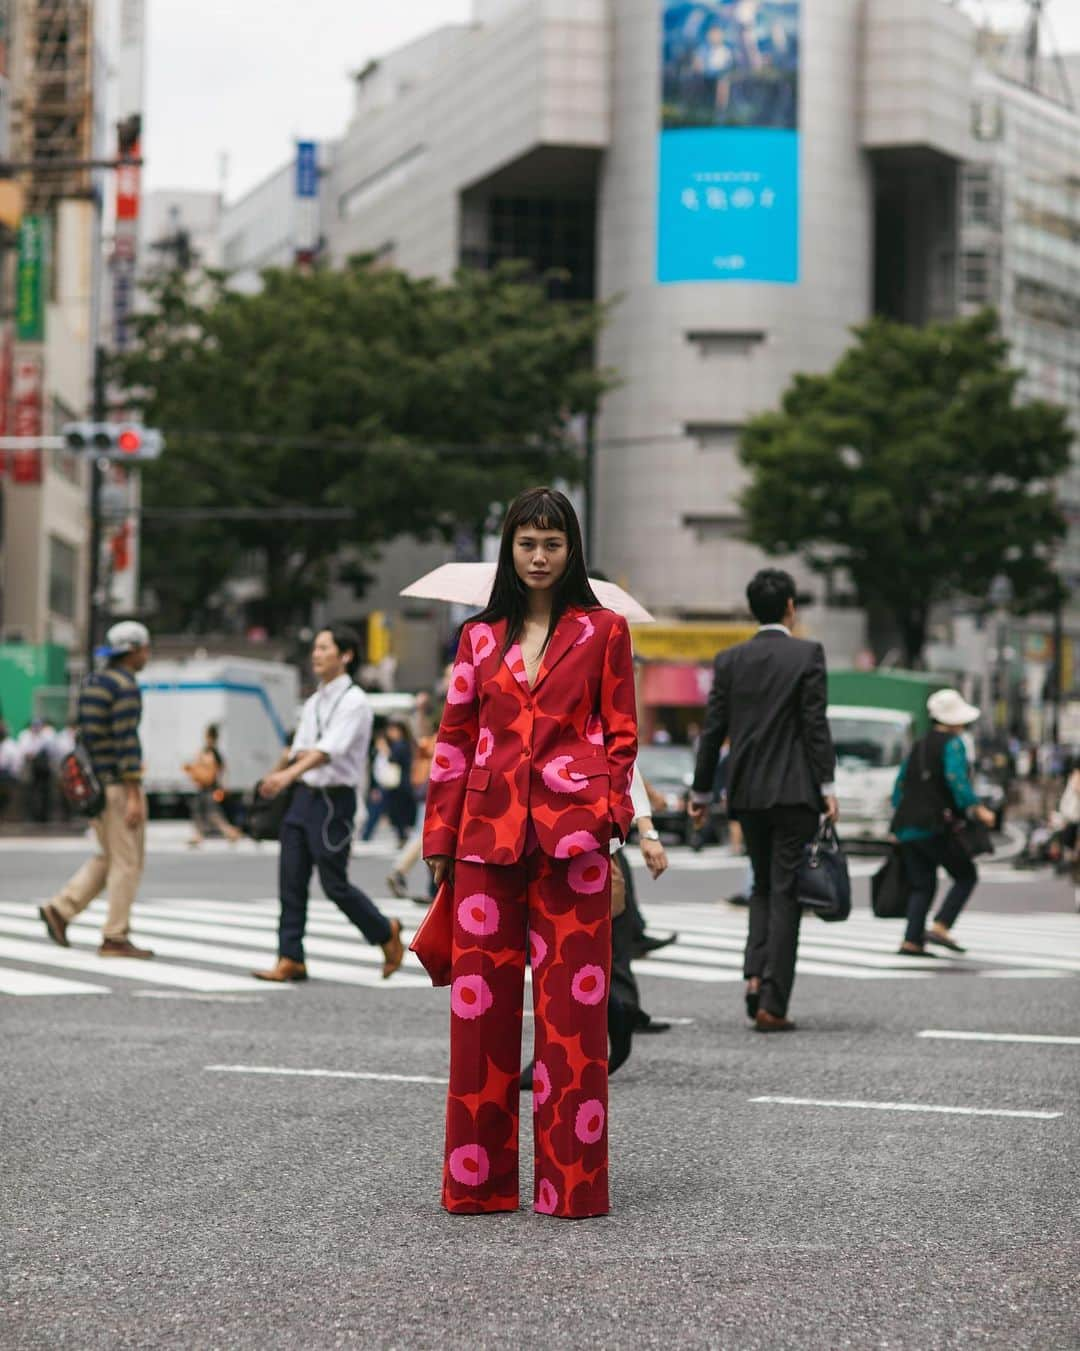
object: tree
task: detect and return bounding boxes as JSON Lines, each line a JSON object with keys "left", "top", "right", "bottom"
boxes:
{"left": 115, "top": 260, "right": 613, "bottom": 633}
{"left": 738, "top": 310, "right": 1072, "bottom": 664}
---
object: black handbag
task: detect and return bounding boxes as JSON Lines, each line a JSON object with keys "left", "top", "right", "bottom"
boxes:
{"left": 244, "top": 781, "right": 295, "bottom": 841}
{"left": 797, "top": 821, "right": 851, "bottom": 922}
{"left": 950, "top": 817, "right": 994, "bottom": 859}
{"left": 871, "top": 847, "right": 909, "bottom": 918}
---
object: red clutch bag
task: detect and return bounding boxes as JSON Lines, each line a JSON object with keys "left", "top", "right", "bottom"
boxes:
{"left": 408, "top": 880, "right": 453, "bottom": 987}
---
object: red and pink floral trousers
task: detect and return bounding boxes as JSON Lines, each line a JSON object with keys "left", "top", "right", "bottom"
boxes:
{"left": 443, "top": 847, "right": 611, "bottom": 1219}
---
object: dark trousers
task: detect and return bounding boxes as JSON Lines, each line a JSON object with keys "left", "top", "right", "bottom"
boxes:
{"left": 278, "top": 784, "right": 392, "bottom": 962}
{"left": 610, "top": 850, "right": 641, "bottom": 1019}
{"left": 900, "top": 835, "right": 978, "bottom": 946}
{"left": 739, "top": 805, "right": 819, "bottom": 1017}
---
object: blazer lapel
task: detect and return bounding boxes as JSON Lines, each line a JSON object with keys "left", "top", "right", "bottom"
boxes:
{"left": 495, "top": 620, "right": 530, "bottom": 692}
{"left": 531, "top": 607, "right": 585, "bottom": 695}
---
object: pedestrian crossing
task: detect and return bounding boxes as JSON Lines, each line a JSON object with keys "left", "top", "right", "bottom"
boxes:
{"left": 0, "top": 895, "right": 1075, "bottom": 998}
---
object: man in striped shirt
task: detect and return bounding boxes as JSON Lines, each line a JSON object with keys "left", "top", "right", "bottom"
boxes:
{"left": 38, "top": 621, "right": 156, "bottom": 958}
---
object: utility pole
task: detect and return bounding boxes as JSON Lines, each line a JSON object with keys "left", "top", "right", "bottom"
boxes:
{"left": 84, "top": 344, "right": 106, "bottom": 671}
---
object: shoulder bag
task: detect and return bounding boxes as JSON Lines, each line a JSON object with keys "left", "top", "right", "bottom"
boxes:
{"left": 59, "top": 737, "right": 105, "bottom": 818}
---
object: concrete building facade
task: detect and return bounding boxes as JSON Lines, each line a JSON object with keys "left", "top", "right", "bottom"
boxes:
{"left": 321, "top": 0, "right": 1079, "bottom": 705}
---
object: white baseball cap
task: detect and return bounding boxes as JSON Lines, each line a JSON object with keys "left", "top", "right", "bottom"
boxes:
{"left": 927, "top": 688, "right": 980, "bottom": 727}
{"left": 104, "top": 620, "right": 151, "bottom": 656}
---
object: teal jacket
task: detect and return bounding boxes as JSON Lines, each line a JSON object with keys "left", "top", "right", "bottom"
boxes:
{"left": 891, "top": 735, "right": 977, "bottom": 842}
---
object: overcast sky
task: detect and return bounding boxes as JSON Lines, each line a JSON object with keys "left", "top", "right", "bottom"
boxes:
{"left": 140, "top": 0, "right": 1080, "bottom": 203}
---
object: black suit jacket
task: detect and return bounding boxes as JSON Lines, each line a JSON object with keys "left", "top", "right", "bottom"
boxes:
{"left": 692, "top": 630, "right": 836, "bottom": 815}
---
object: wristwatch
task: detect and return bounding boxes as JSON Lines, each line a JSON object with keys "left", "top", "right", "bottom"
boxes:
{"left": 640, "top": 829, "right": 661, "bottom": 842}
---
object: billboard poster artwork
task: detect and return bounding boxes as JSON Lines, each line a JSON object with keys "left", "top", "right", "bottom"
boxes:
{"left": 657, "top": 1, "right": 800, "bottom": 284}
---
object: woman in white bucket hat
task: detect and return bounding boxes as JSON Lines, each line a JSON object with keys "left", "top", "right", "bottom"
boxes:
{"left": 889, "top": 689, "right": 996, "bottom": 956}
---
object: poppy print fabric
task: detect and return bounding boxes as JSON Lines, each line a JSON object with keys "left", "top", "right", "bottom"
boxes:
{"left": 424, "top": 604, "right": 638, "bottom": 1218}
{"left": 423, "top": 607, "right": 638, "bottom": 866}
{"left": 444, "top": 852, "right": 611, "bottom": 1218}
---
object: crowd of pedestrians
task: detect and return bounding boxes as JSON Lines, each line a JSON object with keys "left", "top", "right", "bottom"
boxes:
{"left": 0, "top": 716, "right": 76, "bottom": 823}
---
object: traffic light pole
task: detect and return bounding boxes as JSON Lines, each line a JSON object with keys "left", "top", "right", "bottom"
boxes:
{"left": 85, "top": 344, "right": 107, "bottom": 672}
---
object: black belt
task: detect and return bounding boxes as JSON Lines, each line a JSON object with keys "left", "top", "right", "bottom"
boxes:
{"left": 298, "top": 782, "right": 354, "bottom": 797}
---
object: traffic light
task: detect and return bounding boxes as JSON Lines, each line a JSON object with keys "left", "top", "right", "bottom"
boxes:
{"left": 62, "top": 422, "right": 164, "bottom": 462}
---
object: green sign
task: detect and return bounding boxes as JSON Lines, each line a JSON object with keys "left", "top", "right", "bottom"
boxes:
{"left": 16, "top": 215, "right": 48, "bottom": 341}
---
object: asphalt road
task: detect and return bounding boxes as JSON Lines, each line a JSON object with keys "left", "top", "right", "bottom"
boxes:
{"left": 1, "top": 827, "right": 1077, "bottom": 1349}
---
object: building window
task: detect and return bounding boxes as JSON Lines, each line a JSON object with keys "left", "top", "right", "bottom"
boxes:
{"left": 685, "top": 330, "right": 765, "bottom": 356}
{"left": 684, "top": 422, "right": 743, "bottom": 449}
{"left": 461, "top": 195, "right": 597, "bottom": 301}
{"left": 682, "top": 513, "right": 746, "bottom": 541}
{"left": 48, "top": 535, "right": 77, "bottom": 619}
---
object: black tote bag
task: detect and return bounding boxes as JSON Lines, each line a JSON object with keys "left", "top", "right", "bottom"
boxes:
{"left": 871, "top": 847, "right": 909, "bottom": 918}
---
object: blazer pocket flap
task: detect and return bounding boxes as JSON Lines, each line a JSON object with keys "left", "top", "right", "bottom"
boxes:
{"left": 567, "top": 756, "right": 608, "bottom": 780}
{"left": 466, "top": 766, "right": 491, "bottom": 791}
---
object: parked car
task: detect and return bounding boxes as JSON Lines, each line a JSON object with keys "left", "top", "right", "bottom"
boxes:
{"left": 635, "top": 743, "right": 696, "bottom": 843}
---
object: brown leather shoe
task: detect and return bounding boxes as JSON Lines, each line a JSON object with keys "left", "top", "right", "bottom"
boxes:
{"left": 755, "top": 1009, "right": 796, "bottom": 1033}
{"left": 39, "top": 904, "right": 70, "bottom": 948}
{"left": 99, "top": 937, "right": 154, "bottom": 959}
{"left": 381, "top": 918, "right": 405, "bottom": 979}
{"left": 252, "top": 956, "right": 308, "bottom": 982}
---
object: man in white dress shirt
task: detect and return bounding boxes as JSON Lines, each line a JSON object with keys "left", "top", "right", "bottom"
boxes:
{"left": 253, "top": 626, "right": 404, "bottom": 983}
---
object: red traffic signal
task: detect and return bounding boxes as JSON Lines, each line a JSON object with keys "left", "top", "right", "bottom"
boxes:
{"left": 61, "top": 422, "right": 165, "bottom": 462}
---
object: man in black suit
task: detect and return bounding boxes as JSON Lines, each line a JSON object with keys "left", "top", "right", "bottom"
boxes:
{"left": 689, "top": 569, "right": 837, "bottom": 1032}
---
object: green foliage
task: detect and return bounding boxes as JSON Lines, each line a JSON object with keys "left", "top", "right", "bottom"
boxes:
{"left": 738, "top": 310, "right": 1072, "bottom": 663}
{"left": 116, "top": 260, "right": 613, "bottom": 633}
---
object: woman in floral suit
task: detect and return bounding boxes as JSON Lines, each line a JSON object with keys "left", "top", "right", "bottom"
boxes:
{"left": 425, "top": 487, "right": 638, "bottom": 1219}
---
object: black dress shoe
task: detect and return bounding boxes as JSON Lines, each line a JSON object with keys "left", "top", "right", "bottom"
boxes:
{"left": 745, "top": 978, "right": 761, "bottom": 1020}
{"left": 635, "top": 1017, "right": 671, "bottom": 1034}
{"left": 632, "top": 932, "right": 677, "bottom": 958}
{"left": 608, "top": 998, "right": 634, "bottom": 1075}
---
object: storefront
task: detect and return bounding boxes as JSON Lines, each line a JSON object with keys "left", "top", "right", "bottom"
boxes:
{"left": 630, "top": 623, "right": 755, "bottom": 743}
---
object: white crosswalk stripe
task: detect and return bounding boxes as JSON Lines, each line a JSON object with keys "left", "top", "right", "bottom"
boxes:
{"left": 0, "top": 894, "right": 1075, "bottom": 997}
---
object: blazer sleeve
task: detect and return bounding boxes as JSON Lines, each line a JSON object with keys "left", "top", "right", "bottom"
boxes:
{"left": 600, "top": 614, "right": 638, "bottom": 842}
{"left": 422, "top": 628, "right": 479, "bottom": 859}
{"left": 692, "top": 650, "right": 730, "bottom": 796}
{"left": 799, "top": 642, "right": 836, "bottom": 790}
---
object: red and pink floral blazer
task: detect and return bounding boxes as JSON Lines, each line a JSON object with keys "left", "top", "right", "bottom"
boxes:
{"left": 423, "top": 606, "right": 638, "bottom": 867}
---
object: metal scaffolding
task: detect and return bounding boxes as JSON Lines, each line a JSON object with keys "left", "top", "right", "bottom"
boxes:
{"left": 9, "top": 0, "right": 93, "bottom": 211}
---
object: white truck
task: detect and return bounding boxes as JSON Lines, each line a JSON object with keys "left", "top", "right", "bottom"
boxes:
{"left": 138, "top": 657, "right": 299, "bottom": 812}
{"left": 827, "top": 704, "right": 914, "bottom": 844}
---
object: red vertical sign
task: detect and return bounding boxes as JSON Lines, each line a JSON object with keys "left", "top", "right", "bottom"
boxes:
{"left": 11, "top": 352, "right": 43, "bottom": 484}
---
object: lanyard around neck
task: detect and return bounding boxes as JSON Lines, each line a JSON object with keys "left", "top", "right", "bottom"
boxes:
{"left": 315, "top": 683, "right": 350, "bottom": 740}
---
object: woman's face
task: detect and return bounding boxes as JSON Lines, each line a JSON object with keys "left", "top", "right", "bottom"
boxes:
{"left": 512, "top": 524, "right": 569, "bottom": 594}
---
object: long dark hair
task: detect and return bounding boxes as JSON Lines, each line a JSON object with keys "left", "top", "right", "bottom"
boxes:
{"left": 474, "top": 486, "right": 600, "bottom": 651}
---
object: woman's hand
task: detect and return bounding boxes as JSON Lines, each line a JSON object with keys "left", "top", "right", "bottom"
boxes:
{"left": 640, "top": 836, "right": 668, "bottom": 879}
{"left": 427, "top": 855, "right": 454, "bottom": 888}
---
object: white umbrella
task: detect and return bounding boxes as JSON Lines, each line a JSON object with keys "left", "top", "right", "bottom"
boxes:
{"left": 400, "top": 562, "right": 655, "bottom": 623}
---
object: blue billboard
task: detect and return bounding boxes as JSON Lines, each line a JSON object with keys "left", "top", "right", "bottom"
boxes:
{"left": 657, "top": 1, "right": 800, "bottom": 284}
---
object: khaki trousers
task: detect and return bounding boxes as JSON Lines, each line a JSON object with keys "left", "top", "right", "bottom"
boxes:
{"left": 52, "top": 784, "right": 145, "bottom": 940}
